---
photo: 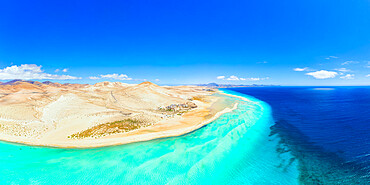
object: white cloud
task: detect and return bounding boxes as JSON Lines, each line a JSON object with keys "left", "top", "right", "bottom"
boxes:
{"left": 293, "top": 67, "right": 309, "bottom": 71}
{"left": 88, "top": 76, "right": 100, "bottom": 80}
{"left": 257, "top": 61, "right": 268, "bottom": 64}
{"left": 340, "top": 74, "right": 355, "bottom": 80}
{"left": 227, "top": 75, "right": 239, "bottom": 81}
{"left": 366, "top": 74, "right": 370, "bottom": 77}
{"left": 335, "top": 68, "right": 351, "bottom": 72}
{"left": 342, "top": 61, "right": 359, "bottom": 65}
{"left": 89, "top": 73, "right": 133, "bottom": 80}
{"left": 306, "top": 70, "right": 338, "bottom": 79}
{"left": 243, "top": 77, "right": 259, "bottom": 81}
{"left": 240, "top": 77, "right": 269, "bottom": 81}
{"left": 155, "top": 79, "right": 160, "bottom": 82}
{"left": 0, "top": 64, "right": 81, "bottom": 80}
{"left": 55, "top": 68, "right": 68, "bottom": 73}
{"left": 101, "top": 74, "right": 132, "bottom": 80}
{"left": 219, "top": 75, "right": 269, "bottom": 81}
{"left": 325, "top": 56, "right": 339, "bottom": 59}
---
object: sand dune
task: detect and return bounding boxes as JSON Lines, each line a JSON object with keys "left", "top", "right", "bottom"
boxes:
{"left": 0, "top": 80, "right": 232, "bottom": 147}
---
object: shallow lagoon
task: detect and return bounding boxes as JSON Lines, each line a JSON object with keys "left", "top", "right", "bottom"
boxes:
{"left": 0, "top": 90, "right": 299, "bottom": 184}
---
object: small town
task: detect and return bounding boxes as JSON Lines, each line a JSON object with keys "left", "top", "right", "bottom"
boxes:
{"left": 158, "top": 102, "right": 198, "bottom": 118}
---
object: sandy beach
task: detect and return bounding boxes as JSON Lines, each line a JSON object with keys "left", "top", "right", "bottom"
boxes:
{"left": 0, "top": 80, "right": 240, "bottom": 148}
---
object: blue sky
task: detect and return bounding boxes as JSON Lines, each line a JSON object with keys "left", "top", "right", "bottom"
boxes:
{"left": 0, "top": 0, "right": 369, "bottom": 85}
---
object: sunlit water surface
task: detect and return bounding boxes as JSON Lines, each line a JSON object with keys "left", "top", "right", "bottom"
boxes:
{"left": 230, "top": 87, "right": 370, "bottom": 184}
{"left": 0, "top": 90, "right": 299, "bottom": 184}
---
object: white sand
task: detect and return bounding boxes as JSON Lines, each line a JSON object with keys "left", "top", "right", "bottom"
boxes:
{"left": 1, "top": 81, "right": 239, "bottom": 148}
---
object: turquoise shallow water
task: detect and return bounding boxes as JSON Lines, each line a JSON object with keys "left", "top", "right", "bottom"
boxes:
{"left": 0, "top": 91, "right": 299, "bottom": 184}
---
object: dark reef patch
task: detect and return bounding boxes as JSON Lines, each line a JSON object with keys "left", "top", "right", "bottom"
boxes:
{"left": 270, "top": 119, "right": 369, "bottom": 184}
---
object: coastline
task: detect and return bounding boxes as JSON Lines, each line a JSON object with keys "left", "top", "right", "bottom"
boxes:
{"left": 0, "top": 87, "right": 303, "bottom": 185}
{"left": 0, "top": 91, "right": 246, "bottom": 148}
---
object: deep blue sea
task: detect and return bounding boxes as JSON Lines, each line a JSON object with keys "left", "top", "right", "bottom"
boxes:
{"left": 229, "top": 86, "right": 370, "bottom": 184}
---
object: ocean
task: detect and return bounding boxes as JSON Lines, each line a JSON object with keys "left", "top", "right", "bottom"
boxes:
{"left": 0, "top": 87, "right": 369, "bottom": 184}
{"left": 229, "top": 86, "right": 370, "bottom": 184}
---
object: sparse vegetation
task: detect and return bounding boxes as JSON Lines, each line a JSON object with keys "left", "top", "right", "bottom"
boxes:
{"left": 68, "top": 118, "right": 150, "bottom": 139}
{"left": 192, "top": 95, "right": 206, "bottom": 102}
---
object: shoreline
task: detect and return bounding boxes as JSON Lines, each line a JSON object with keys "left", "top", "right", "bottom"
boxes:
{"left": 0, "top": 91, "right": 246, "bottom": 148}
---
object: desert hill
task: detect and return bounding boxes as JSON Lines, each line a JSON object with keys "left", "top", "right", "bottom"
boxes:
{"left": 0, "top": 80, "right": 219, "bottom": 147}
